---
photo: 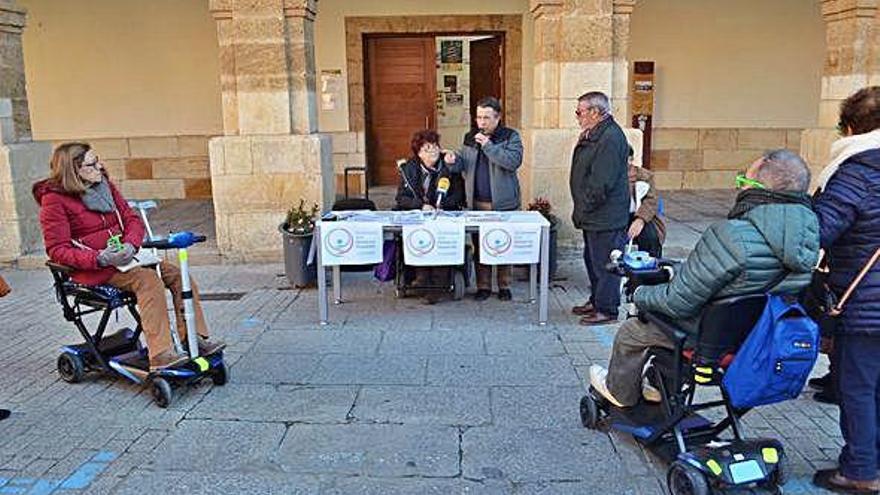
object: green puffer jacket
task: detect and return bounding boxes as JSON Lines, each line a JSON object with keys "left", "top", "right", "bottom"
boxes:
{"left": 634, "top": 202, "right": 820, "bottom": 336}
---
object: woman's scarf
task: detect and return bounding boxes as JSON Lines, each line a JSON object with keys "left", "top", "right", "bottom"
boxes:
{"left": 728, "top": 188, "right": 813, "bottom": 219}
{"left": 81, "top": 180, "right": 116, "bottom": 213}
{"left": 816, "top": 129, "right": 880, "bottom": 191}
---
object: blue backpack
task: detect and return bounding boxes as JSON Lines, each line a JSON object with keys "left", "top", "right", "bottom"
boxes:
{"left": 722, "top": 294, "right": 819, "bottom": 409}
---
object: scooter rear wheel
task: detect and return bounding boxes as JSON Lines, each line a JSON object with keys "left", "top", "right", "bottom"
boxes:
{"left": 57, "top": 352, "right": 85, "bottom": 383}
{"left": 150, "top": 377, "right": 173, "bottom": 408}
{"left": 580, "top": 394, "right": 600, "bottom": 429}
{"left": 212, "top": 362, "right": 229, "bottom": 386}
{"left": 667, "top": 460, "right": 710, "bottom": 495}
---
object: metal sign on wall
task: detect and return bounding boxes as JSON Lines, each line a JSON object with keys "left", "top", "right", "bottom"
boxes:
{"left": 631, "top": 61, "right": 655, "bottom": 169}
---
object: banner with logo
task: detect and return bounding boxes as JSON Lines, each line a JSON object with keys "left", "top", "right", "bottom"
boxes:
{"left": 319, "top": 221, "right": 384, "bottom": 266}
{"left": 478, "top": 222, "right": 542, "bottom": 265}
{"left": 402, "top": 220, "right": 466, "bottom": 266}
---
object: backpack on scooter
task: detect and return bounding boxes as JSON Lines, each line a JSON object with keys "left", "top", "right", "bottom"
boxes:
{"left": 722, "top": 294, "right": 819, "bottom": 409}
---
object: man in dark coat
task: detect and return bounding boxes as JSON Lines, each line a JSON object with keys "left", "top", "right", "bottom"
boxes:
{"left": 590, "top": 150, "right": 819, "bottom": 409}
{"left": 569, "top": 91, "right": 631, "bottom": 325}
{"left": 812, "top": 86, "right": 880, "bottom": 494}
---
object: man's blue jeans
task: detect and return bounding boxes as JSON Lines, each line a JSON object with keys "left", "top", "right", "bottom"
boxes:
{"left": 837, "top": 333, "right": 880, "bottom": 481}
{"left": 582, "top": 229, "right": 627, "bottom": 316}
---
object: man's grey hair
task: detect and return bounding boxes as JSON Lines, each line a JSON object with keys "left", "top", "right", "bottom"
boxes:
{"left": 755, "top": 149, "right": 811, "bottom": 192}
{"left": 578, "top": 91, "right": 610, "bottom": 116}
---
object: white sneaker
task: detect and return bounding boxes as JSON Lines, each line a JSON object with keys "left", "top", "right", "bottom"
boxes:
{"left": 589, "top": 365, "right": 625, "bottom": 408}
{"left": 642, "top": 378, "right": 661, "bottom": 403}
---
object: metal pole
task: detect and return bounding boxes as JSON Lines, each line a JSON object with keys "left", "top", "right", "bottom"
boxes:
{"left": 316, "top": 223, "right": 328, "bottom": 325}
{"left": 539, "top": 225, "right": 550, "bottom": 325}
{"left": 178, "top": 248, "right": 199, "bottom": 358}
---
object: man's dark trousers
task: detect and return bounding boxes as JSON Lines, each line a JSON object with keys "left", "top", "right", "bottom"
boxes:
{"left": 582, "top": 229, "right": 627, "bottom": 316}
{"left": 836, "top": 334, "right": 880, "bottom": 481}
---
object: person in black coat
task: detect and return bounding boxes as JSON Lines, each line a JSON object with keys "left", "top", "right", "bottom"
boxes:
{"left": 569, "top": 91, "right": 631, "bottom": 325}
{"left": 812, "top": 86, "right": 880, "bottom": 494}
{"left": 395, "top": 130, "right": 465, "bottom": 304}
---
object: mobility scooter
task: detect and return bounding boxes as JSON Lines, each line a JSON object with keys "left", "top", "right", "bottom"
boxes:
{"left": 49, "top": 204, "right": 227, "bottom": 408}
{"left": 580, "top": 250, "right": 788, "bottom": 495}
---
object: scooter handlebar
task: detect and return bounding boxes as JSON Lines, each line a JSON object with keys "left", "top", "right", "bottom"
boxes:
{"left": 142, "top": 231, "right": 206, "bottom": 250}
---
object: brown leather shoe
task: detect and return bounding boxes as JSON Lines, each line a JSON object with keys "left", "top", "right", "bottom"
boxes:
{"left": 814, "top": 469, "right": 880, "bottom": 494}
{"left": 579, "top": 311, "right": 617, "bottom": 326}
{"left": 572, "top": 302, "right": 596, "bottom": 316}
{"left": 149, "top": 350, "right": 188, "bottom": 371}
{"left": 197, "top": 336, "right": 226, "bottom": 356}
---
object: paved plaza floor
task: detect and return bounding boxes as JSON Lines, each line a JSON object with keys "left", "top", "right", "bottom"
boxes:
{"left": 0, "top": 191, "right": 840, "bottom": 494}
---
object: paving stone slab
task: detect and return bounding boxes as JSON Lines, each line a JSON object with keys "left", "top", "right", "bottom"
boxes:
{"left": 252, "top": 330, "right": 382, "bottom": 355}
{"left": 484, "top": 331, "right": 565, "bottom": 356}
{"left": 307, "top": 355, "right": 427, "bottom": 385}
{"left": 353, "top": 386, "right": 490, "bottom": 426}
{"left": 320, "top": 476, "right": 507, "bottom": 494}
{"left": 378, "top": 330, "right": 485, "bottom": 355}
{"left": 148, "top": 420, "right": 286, "bottom": 472}
{"left": 276, "top": 424, "right": 459, "bottom": 477}
{"left": 491, "top": 386, "right": 585, "bottom": 428}
{"left": 427, "top": 356, "right": 580, "bottom": 386}
{"left": 230, "top": 352, "right": 321, "bottom": 385}
{"left": 114, "top": 470, "right": 321, "bottom": 495}
{"left": 462, "top": 427, "right": 623, "bottom": 483}
{"left": 188, "top": 384, "right": 357, "bottom": 423}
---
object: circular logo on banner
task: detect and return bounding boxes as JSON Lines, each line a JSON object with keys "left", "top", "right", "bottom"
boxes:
{"left": 406, "top": 228, "right": 436, "bottom": 256}
{"left": 482, "top": 228, "right": 513, "bottom": 257}
{"left": 324, "top": 228, "right": 355, "bottom": 256}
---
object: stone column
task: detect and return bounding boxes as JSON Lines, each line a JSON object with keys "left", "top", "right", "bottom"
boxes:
{"left": 0, "top": 1, "right": 52, "bottom": 263}
{"left": 525, "top": 0, "right": 640, "bottom": 244}
{"left": 208, "top": 0, "right": 332, "bottom": 261}
{"left": 801, "top": 0, "right": 879, "bottom": 185}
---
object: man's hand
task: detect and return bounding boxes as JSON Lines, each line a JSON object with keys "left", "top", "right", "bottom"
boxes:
{"left": 442, "top": 150, "right": 456, "bottom": 164}
{"left": 628, "top": 218, "right": 646, "bottom": 240}
{"left": 473, "top": 133, "right": 490, "bottom": 146}
{"left": 97, "top": 243, "right": 136, "bottom": 267}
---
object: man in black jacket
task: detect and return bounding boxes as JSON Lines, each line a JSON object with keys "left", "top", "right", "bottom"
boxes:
{"left": 569, "top": 91, "right": 631, "bottom": 325}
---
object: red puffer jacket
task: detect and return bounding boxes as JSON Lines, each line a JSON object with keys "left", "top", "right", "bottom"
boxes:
{"left": 33, "top": 179, "right": 145, "bottom": 286}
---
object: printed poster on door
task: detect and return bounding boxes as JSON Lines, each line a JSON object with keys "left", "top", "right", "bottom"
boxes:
{"left": 319, "top": 221, "right": 384, "bottom": 266}
{"left": 478, "top": 223, "right": 542, "bottom": 265}
{"left": 402, "top": 221, "right": 466, "bottom": 266}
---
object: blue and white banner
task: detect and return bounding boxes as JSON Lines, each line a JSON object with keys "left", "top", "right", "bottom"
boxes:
{"left": 319, "top": 221, "right": 384, "bottom": 266}
{"left": 478, "top": 222, "right": 542, "bottom": 265}
{"left": 402, "top": 220, "right": 466, "bottom": 266}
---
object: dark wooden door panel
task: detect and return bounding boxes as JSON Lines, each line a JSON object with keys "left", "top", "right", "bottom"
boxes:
{"left": 366, "top": 36, "right": 436, "bottom": 186}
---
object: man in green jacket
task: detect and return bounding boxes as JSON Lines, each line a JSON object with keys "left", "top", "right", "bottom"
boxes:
{"left": 570, "top": 92, "right": 631, "bottom": 325}
{"left": 590, "top": 149, "right": 820, "bottom": 407}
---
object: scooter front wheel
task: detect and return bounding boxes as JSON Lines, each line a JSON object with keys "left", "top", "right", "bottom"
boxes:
{"left": 667, "top": 460, "right": 710, "bottom": 495}
{"left": 150, "top": 377, "right": 173, "bottom": 408}
{"left": 580, "top": 394, "right": 600, "bottom": 429}
{"left": 57, "top": 352, "right": 85, "bottom": 383}
{"left": 212, "top": 361, "right": 229, "bottom": 386}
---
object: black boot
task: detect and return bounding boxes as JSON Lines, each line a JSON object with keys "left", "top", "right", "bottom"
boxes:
{"left": 0, "top": 409, "right": 10, "bottom": 421}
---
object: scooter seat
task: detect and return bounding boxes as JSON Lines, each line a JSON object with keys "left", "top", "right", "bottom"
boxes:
{"left": 62, "top": 282, "right": 135, "bottom": 310}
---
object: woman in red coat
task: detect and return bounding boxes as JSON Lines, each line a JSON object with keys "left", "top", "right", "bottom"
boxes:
{"left": 33, "top": 143, "right": 222, "bottom": 370}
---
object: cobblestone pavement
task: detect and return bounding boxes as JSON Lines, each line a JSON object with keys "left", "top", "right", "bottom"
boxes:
{"left": 0, "top": 191, "right": 839, "bottom": 494}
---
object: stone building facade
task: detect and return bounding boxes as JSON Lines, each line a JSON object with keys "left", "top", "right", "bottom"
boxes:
{"left": 1, "top": 0, "right": 877, "bottom": 262}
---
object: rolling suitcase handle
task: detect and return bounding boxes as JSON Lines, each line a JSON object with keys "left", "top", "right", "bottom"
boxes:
{"left": 343, "top": 166, "right": 368, "bottom": 200}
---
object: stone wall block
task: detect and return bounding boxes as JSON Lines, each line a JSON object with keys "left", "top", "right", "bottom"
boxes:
{"left": 87, "top": 138, "right": 130, "bottom": 160}
{"left": 702, "top": 150, "right": 760, "bottom": 171}
{"left": 121, "top": 179, "right": 185, "bottom": 200}
{"left": 786, "top": 130, "right": 803, "bottom": 151}
{"left": 237, "top": 91, "right": 292, "bottom": 135}
{"left": 103, "top": 159, "right": 126, "bottom": 181}
{"left": 736, "top": 129, "right": 787, "bottom": 149}
{"left": 124, "top": 159, "right": 153, "bottom": 180}
{"left": 699, "top": 129, "right": 736, "bottom": 150}
{"left": 178, "top": 136, "right": 211, "bottom": 157}
{"left": 652, "top": 171, "right": 684, "bottom": 190}
{"left": 184, "top": 178, "right": 213, "bottom": 199}
{"left": 220, "top": 137, "right": 254, "bottom": 176}
{"left": 530, "top": 128, "right": 579, "bottom": 169}
{"left": 683, "top": 170, "right": 738, "bottom": 189}
{"left": 652, "top": 129, "right": 699, "bottom": 150}
{"left": 152, "top": 157, "right": 210, "bottom": 179}
{"left": 330, "top": 132, "right": 357, "bottom": 154}
{"left": 559, "top": 61, "right": 613, "bottom": 99}
{"left": 128, "top": 137, "right": 179, "bottom": 158}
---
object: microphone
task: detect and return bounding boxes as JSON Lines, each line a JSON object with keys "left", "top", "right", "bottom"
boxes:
{"left": 435, "top": 177, "right": 450, "bottom": 210}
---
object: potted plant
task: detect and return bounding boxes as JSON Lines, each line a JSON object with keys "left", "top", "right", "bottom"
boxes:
{"left": 279, "top": 199, "right": 320, "bottom": 288}
{"left": 527, "top": 197, "right": 559, "bottom": 279}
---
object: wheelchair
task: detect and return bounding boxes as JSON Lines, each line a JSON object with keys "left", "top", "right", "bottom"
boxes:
{"left": 47, "top": 231, "right": 227, "bottom": 408}
{"left": 580, "top": 251, "right": 787, "bottom": 495}
{"left": 394, "top": 238, "right": 473, "bottom": 301}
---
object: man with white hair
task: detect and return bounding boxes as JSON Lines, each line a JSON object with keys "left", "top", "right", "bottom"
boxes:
{"left": 570, "top": 91, "right": 631, "bottom": 325}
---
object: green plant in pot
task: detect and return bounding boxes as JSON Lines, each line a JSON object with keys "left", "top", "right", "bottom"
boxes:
{"left": 280, "top": 199, "right": 320, "bottom": 288}
{"left": 527, "top": 197, "right": 560, "bottom": 279}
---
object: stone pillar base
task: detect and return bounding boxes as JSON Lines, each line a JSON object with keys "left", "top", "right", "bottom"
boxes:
{"left": 208, "top": 134, "right": 333, "bottom": 262}
{"left": 800, "top": 128, "right": 839, "bottom": 190}
{"left": 0, "top": 141, "right": 52, "bottom": 262}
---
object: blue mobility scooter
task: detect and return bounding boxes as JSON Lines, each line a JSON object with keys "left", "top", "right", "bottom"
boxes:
{"left": 580, "top": 251, "right": 788, "bottom": 495}
{"left": 49, "top": 227, "right": 227, "bottom": 408}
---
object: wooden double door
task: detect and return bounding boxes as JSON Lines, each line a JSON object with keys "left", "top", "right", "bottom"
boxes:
{"left": 365, "top": 34, "right": 503, "bottom": 186}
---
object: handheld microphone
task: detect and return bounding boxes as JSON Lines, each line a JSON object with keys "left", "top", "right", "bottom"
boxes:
{"left": 435, "top": 177, "right": 450, "bottom": 210}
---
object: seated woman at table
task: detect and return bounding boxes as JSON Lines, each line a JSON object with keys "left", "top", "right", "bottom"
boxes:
{"left": 395, "top": 129, "right": 466, "bottom": 304}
